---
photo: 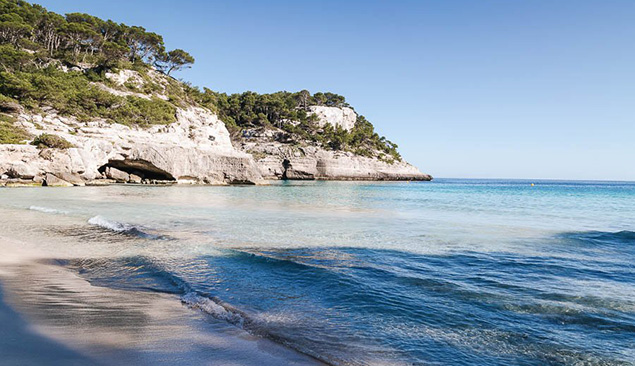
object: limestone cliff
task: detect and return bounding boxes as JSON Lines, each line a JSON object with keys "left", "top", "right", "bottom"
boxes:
{"left": 0, "top": 70, "right": 430, "bottom": 186}
{"left": 0, "top": 106, "right": 261, "bottom": 186}
{"left": 0, "top": 0, "right": 431, "bottom": 186}
{"left": 238, "top": 106, "right": 430, "bottom": 181}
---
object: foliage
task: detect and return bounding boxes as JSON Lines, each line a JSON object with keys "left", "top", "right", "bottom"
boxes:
{"left": 31, "top": 132, "right": 73, "bottom": 148}
{"left": 0, "top": 65, "right": 176, "bottom": 125}
{"left": 0, "top": 0, "right": 193, "bottom": 68}
{"left": 0, "top": 113, "right": 29, "bottom": 143}
{"left": 108, "top": 96, "right": 176, "bottom": 126}
{"left": 0, "top": 0, "right": 402, "bottom": 160}
{"left": 205, "top": 89, "right": 401, "bottom": 160}
{"left": 155, "top": 48, "right": 194, "bottom": 76}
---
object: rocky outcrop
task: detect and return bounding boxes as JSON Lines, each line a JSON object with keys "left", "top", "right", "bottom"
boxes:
{"left": 0, "top": 72, "right": 431, "bottom": 186}
{"left": 242, "top": 139, "right": 431, "bottom": 181}
{"left": 309, "top": 106, "right": 357, "bottom": 131}
{"left": 238, "top": 105, "right": 431, "bottom": 181}
{"left": 0, "top": 106, "right": 264, "bottom": 186}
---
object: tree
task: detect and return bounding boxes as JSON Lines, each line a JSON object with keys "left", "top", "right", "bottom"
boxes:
{"left": 94, "top": 19, "right": 120, "bottom": 46}
{"left": 313, "top": 92, "right": 326, "bottom": 106}
{"left": 122, "top": 26, "right": 163, "bottom": 63}
{"left": 155, "top": 48, "right": 194, "bottom": 76}
{"left": 60, "top": 22, "right": 99, "bottom": 60}
{"left": 100, "top": 41, "right": 127, "bottom": 66}
{"left": 297, "top": 89, "right": 310, "bottom": 110}
{"left": 0, "top": 13, "right": 32, "bottom": 46}
{"left": 33, "top": 12, "right": 65, "bottom": 55}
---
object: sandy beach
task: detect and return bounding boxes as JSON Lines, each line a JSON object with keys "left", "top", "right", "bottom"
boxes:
{"left": 0, "top": 234, "right": 322, "bottom": 366}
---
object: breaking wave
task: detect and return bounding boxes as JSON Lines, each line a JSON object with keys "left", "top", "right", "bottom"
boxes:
{"left": 29, "top": 206, "right": 69, "bottom": 214}
{"left": 181, "top": 292, "right": 245, "bottom": 327}
{"left": 87, "top": 215, "right": 166, "bottom": 239}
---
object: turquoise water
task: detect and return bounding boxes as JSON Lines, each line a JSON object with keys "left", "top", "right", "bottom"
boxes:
{"left": 1, "top": 179, "right": 634, "bottom": 365}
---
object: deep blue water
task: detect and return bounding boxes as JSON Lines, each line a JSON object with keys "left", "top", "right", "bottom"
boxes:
{"left": 1, "top": 179, "right": 634, "bottom": 365}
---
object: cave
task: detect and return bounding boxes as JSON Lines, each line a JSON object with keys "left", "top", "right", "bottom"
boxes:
{"left": 98, "top": 159, "right": 175, "bottom": 181}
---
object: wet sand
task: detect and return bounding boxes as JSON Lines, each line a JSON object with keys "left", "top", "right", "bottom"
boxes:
{"left": 0, "top": 287, "right": 92, "bottom": 366}
{"left": 0, "top": 235, "right": 323, "bottom": 366}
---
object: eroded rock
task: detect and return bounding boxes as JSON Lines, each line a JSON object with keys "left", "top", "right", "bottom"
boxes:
{"left": 43, "top": 173, "right": 73, "bottom": 187}
{"left": 1, "top": 106, "right": 265, "bottom": 186}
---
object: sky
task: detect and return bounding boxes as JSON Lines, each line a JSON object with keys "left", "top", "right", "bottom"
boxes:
{"left": 35, "top": 0, "right": 635, "bottom": 180}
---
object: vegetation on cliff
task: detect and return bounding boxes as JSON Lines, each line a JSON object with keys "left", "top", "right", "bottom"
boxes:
{"left": 0, "top": 112, "right": 29, "bottom": 143}
{"left": 202, "top": 90, "right": 401, "bottom": 161}
{"left": 31, "top": 132, "right": 72, "bottom": 149}
{"left": 0, "top": 0, "right": 401, "bottom": 161}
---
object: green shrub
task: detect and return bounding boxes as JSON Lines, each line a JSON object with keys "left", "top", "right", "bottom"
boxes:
{"left": 0, "top": 67, "right": 177, "bottom": 127}
{"left": 0, "top": 114, "right": 30, "bottom": 144}
{"left": 31, "top": 133, "right": 74, "bottom": 149}
{"left": 108, "top": 97, "right": 176, "bottom": 126}
{"left": 0, "top": 0, "right": 403, "bottom": 161}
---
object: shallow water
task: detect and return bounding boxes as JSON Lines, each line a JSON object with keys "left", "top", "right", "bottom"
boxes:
{"left": 0, "top": 179, "right": 634, "bottom": 365}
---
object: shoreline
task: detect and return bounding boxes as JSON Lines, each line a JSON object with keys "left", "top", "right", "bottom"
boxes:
{"left": 0, "top": 175, "right": 433, "bottom": 188}
{"left": 0, "top": 177, "right": 433, "bottom": 188}
{"left": 0, "top": 234, "right": 324, "bottom": 366}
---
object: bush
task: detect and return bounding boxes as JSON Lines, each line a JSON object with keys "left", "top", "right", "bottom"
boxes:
{"left": 31, "top": 133, "right": 74, "bottom": 149}
{"left": 0, "top": 66, "right": 177, "bottom": 127}
{"left": 0, "top": 114, "right": 30, "bottom": 144}
{"left": 108, "top": 96, "right": 177, "bottom": 126}
{"left": 0, "top": 1, "right": 403, "bottom": 161}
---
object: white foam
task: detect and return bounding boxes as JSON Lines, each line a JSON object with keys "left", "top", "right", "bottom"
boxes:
{"left": 181, "top": 292, "right": 245, "bottom": 327}
{"left": 29, "top": 206, "right": 69, "bottom": 215}
{"left": 87, "top": 215, "right": 132, "bottom": 233}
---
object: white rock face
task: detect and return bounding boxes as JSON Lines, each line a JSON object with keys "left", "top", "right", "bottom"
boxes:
{"left": 0, "top": 106, "right": 264, "bottom": 185}
{"left": 105, "top": 69, "right": 144, "bottom": 87}
{"left": 241, "top": 140, "right": 431, "bottom": 181}
{"left": 309, "top": 106, "right": 357, "bottom": 131}
{"left": 0, "top": 70, "right": 431, "bottom": 185}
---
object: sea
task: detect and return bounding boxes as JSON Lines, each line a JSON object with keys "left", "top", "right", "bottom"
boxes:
{"left": 0, "top": 179, "right": 633, "bottom": 365}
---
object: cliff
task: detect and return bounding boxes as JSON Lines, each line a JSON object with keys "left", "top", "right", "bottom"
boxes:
{"left": 0, "top": 68, "right": 430, "bottom": 186}
{"left": 238, "top": 107, "right": 428, "bottom": 181}
{"left": 0, "top": 0, "right": 431, "bottom": 186}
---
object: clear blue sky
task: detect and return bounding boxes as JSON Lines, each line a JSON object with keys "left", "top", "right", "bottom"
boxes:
{"left": 35, "top": 0, "right": 635, "bottom": 180}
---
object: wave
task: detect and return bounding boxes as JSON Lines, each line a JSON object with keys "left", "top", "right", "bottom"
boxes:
{"left": 29, "top": 206, "right": 69, "bottom": 214}
{"left": 591, "top": 230, "right": 635, "bottom": 243}
{"left": 87, "top": 216, "right": 165, "bottom": 239}
{"left": 181, "top": 292, "right": 246, "bottom": 327}
{"left": 179, "top": 291, "right": 333, "bottom": 364}
{"left": 88, "top": 215, "right": 136, "bottom": 232}
{"left": 560, "top": 230, "right": 635, "bottom": 245}
{"left": 61, "top": 255, "right": 247, "bottom": 328}
{"left": 60, "top": 246, "right": 635, "bottom": 366}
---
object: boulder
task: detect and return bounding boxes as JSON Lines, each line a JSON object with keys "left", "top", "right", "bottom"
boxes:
{"left": 43, "top": 173, "right": 73, "bottom": 187}
{"left": 53, "top": 172, "right": 85, "bottom": 186}
{"left": 6, "top": 163, "right": 38, "bottom": 180}
{"left": 0, "top": 100, "right": 23, "bottom": 114}
{"left": 105, "top": 167, "right": 129, "bottom": 182}
{"left": 128, "top": 174, "right": 142, "bottom": 183}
